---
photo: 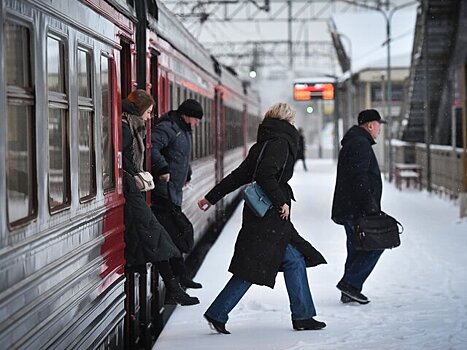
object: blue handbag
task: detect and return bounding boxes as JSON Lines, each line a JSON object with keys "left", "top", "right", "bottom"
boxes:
{"left": 242, "top": 181, "right": 273, "bottom": 217}
{"left": 242, "top": 141, "right": 288, "bottom": 217}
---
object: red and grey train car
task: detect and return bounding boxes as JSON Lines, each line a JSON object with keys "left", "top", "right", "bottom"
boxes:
{"left": 0, "top": 0, "right": 260, "bottom": 349}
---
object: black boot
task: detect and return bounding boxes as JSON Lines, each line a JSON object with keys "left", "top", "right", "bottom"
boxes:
{"left": 165, "top": 278, "right": 200, "bottom": 306}
{"left": 180, "top": 276, "right": 203, "bottom": 289}
{"left": 292, "top": 318, "right": 326, "bottom": 330}
{"left": 204, "top": 314, "right": 231, "bottom": 334}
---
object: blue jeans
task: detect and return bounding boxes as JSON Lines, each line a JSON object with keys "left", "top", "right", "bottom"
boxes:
{"left": 205, "top": 244, "right": 317, "bottom": 323}
{"left": 341, "top": 220, "right": 384, "bottom": 291}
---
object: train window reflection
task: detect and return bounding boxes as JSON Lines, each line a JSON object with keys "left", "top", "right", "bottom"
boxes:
{"left": 48, "top": 108, "right": 70, "bottom": 208}
{"left": 47, "top": 36, "right": 65, "bottom": 93}
{"left": 6, "top": 21, "right": 37, "bottom": 226}
{"left": 101, "top": 55, "right": 114, "bottom": 191}
{"left": 78, "top": 48, "right": 96, "bottom": 200}
{"left": 47, "top": 34, "right": 70, "bottom": 210}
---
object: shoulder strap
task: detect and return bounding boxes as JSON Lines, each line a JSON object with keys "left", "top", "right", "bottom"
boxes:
{"left": 251, "top": 141, "right": 289, "bottom": 182}
{"left": 251, "top": 141, "right": 269, "bottom": 181}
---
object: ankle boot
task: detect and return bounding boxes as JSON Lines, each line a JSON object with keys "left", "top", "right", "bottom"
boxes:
{"left": 292, "top": 317, "right": 326, "bottom": 330}
{"left": 165, "top": 278, "right": 200, "bottom": 306}
{"left": 180, "top": 275, "right": 203, "bottom": 289}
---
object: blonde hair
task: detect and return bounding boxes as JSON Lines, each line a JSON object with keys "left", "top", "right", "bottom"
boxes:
{"left": 264, "top": 102, "right": 295, "bottom": 124}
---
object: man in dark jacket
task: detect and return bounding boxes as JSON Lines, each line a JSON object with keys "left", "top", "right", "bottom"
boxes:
{"left": 331, "top": 109, "right": 386, "bottom": 304}
{"left": 151, "top": 99, "right": 204, "bottom": 289}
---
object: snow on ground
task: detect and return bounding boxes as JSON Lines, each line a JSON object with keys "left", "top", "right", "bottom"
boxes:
{"left": 154, "top": 159, "right": 467, "bottom": 350}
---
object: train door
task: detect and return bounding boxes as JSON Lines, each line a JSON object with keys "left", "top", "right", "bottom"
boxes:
{"left": 119, "top": 36, "right": 147, "bottom": 350}
{"left": 148, "top": 48, "right": 166, "bottom": 339}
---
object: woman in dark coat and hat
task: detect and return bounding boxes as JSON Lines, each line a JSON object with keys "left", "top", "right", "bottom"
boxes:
{"left": 122, "top": 89, "right": 199, "bottom": 305}
{"left": 197, "top": 102, "right": 327, "bottom": 334}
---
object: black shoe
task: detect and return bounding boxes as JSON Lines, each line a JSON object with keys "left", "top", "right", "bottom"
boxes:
{"left": 340, "top": 292, "right": 355, "bottom": 304}
{"left": 336, "top": 281, "right": 370, "bottom": 304}
{"left": 164, "top": 278, "right": 200, "bottom": 306}
{"left": 180, "top": 276, "right": 203, "bottom": 289}
{"left": 204, "top": 314, "right": 231, "bottom": 334}
{"left": 292, "top": 318, "right": 326, "bottom": 330}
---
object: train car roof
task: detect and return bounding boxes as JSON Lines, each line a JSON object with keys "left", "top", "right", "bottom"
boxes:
{"left": 151, "top": 1, "right": 217, "bottom": 78}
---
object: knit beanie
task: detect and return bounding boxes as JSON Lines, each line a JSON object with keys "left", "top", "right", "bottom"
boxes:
{"left": 177, "top": 99, "right": 203, "bottom": 119}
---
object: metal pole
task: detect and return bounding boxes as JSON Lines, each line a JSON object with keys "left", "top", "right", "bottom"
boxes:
{"left": 334, "top": 81, "right": 340, "bottom": 160}
{"left": 423, "top": 1, "right": 432, "bottom": 192}
{"left": 386, "top": 14, "right": 393, "bottom": 181}
{"left": 288, "top": 0, "right": 293, "bottom": 69}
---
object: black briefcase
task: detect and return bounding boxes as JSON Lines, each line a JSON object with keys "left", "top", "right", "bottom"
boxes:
{"left": 353, "top": 212, "right": 403, "bottom": 251}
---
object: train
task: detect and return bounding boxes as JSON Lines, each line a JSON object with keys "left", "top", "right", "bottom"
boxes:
{"left": 0, "top": 0, "right": 261, "bottom": 349}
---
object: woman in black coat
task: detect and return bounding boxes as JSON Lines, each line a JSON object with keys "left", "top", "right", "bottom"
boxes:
{"left": 197, "top": 102, "right": 326, "bottom": 334}
{"left": 122, "top": 89, "right": 198, "bottom": 306}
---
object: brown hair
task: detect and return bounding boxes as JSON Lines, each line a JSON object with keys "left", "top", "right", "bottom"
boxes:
{"left": 127, "top": 89, "right": 155, "bottom": 116}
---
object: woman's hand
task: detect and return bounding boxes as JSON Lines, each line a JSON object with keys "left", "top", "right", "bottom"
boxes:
{"left": 279, "top": 203, "right": 290, "bottom": 220}
{"left": 197, "top": 197, "right": 212, "bottom": 211}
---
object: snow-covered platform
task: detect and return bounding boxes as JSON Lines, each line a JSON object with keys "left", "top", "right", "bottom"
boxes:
{"left": 154, "top": 159, "right": 467, "bottom": 350}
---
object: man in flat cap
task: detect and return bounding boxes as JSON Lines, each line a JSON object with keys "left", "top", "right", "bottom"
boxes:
{"left": 331, "top": 109, "right": 387, "bottom": 305}
{"left": 151, "top": 99, "right": 204, "bottom": 292}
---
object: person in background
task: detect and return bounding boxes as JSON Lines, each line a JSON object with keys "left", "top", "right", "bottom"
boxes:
{"left": 197, "top": 102, "right": 327, "bottom": 334}
{"left": 331, "top": 109, "right": 387, "bottom": 304}
{"left": 296, "top": 127, "right": 307, "bottom": 171}
{"left": 151, "top": 99, "right": 204, "bottom": 290}
{"left": 122, "top": 89, "right": 199, "bottom": 306}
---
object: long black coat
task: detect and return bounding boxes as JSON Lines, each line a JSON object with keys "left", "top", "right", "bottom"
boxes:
{"left": 205, "top": 118, "right": 326, "bottom": 288}
{"left": 331, "top": 125, "right": 382, "bottom": 224}
{"left": 123, "top": 172, "right": 181, "bottom": 265}
{"left": 121, "top": 101, "right": 180, "bottom": 266}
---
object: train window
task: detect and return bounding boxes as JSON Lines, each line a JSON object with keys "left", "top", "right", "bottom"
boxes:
{"left": 101, "top": 55, "right": 115, "bottom": 191}
{"left": 176, "top": 85, "right": 181, "bottom": 107}
{"left": 150, "top": 52, "right": 158, "bottom": 114}
{"left": 146, "top": 0, "right": 158, "bottom": 20}
{"left": 47, "top": 34, "right": 70, "bottom": 211}
{"left": 169, "top": 81, "right": 173, "bottom": 110}
{"left": 5, "top": 21, "right": 37, "bottom": 225}
{"left": 77, "top": 48, "right": 96, "bottom": 200}
{"left": 120, "top": 39, "right": 131, "bottom": 100}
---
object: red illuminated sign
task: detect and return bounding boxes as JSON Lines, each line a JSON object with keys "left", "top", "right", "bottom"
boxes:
{"left": 294, "top": 82, "right": 334, "bottom": 101}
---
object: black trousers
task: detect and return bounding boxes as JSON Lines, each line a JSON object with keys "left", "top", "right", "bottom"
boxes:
{"left": 152, "top": 196, "right": 188, "bottom": 278}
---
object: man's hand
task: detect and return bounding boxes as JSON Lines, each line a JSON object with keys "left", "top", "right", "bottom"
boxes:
{"left": 279, "top": 203, "right": 290, "bottom": 220}
{"left": 198, "top": 197, "right": 212, "bottom": 211}
{"left": 159, "top": 173, "right": 170, "bottom": 182}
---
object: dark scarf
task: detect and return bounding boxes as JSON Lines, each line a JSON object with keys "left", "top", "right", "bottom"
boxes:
{"left": 122, "top": 99, "right": 146, "bottom": 172}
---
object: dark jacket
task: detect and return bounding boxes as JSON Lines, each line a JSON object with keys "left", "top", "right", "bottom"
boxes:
{"left": 151, "top": 111, "right": 192, "bottom": 206}
{"left": 331, "top": 125, "right": 382, "bottom": 224}
{"left": 122, "top": 99, "right": 141, "bottom": 176}
{"left": 205, "top": 118, "right": 326, "bottom": 288}
{"left": 121, "top": 102, "right": 180, "bottom": 265}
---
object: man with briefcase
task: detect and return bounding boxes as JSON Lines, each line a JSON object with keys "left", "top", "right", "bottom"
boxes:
{"left": 331, "top": 109, "right": 388, "bottom": 305}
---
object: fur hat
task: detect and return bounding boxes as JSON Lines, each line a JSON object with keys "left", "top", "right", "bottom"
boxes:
{"left": 177, "top": 99, "right": 203, "bottom": 119}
